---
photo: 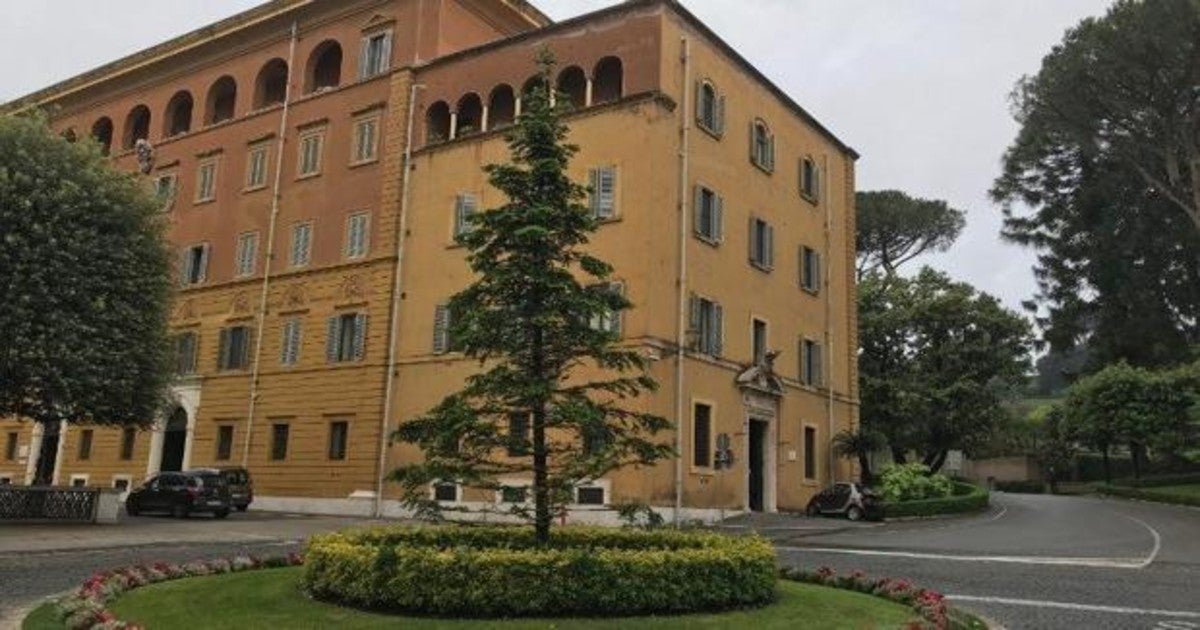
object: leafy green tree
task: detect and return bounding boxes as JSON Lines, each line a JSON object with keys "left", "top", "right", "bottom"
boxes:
{"left": 0, "top": 113, "right": 173, "bottom": 429}
{"left": 855, "top": 190, "right": 965, "bottom": 279}
{"left": 390, "top": 51, "right": 671, "bottom": 544}
{"left": 859, "top": 268, "right": 1033, "bottom": 472}
{"left": 832, "top": 429, "right": 883, "bottom": 484}
{"left": 993, "top": 0, "right": 1200, "bottom": 368}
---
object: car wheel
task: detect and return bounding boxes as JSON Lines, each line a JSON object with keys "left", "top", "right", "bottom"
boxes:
{"left": 236, "top": 505, "right": 248, "bottom": 512}
{"left": 171, "top": 504, "right": 189, "bottom": 519}
{"left": 847, "top": 505, "right": 863, "bottom": 521}
{"left": 215, "top": 509, "right": 230, "bottom": 519}
{"left": 806, "top": 503, "right": 820, "bottom": 517}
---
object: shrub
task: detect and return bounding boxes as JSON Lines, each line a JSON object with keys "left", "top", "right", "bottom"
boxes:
{"left": 993, "top": 480, "right": 1045, "bottom": 493}
{"left": 302, "top": 526, "right": 777, "bottom": 617}
{"left": 885, "top": 482, "right": 989, "bottom": 518}
{"left": 1095, "top": 484, "right": 1200, "bottom": 507}
{"left": 1110, "top": 472, "right": 1200, "bottom": 488}
{"left": 879, "top": 463, "right": 954, "bottom": 502}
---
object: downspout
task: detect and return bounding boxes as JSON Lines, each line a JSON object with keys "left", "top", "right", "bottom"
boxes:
{"left": 823, "top": 154, "right": 836, "bottom": 483}
{"left": 672, "top": 36, "right": 692, "bottom": 526}
{"left": 374, "top": 81, "right": 423, "bottom": 519}
{"left": 242, "top": 22, "right": 299, "bottom": 467}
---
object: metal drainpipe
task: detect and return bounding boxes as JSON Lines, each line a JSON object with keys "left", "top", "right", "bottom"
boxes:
{"left": 672, "top": 36, "right": 692, "bottom": 526}
{"left": 823, "top": 154, "right": 836, "bottom": 483}
{"left": 374, "top": 81, "right": 423, "bottom": 519}
{"left": 242, "top": 22, "right": 299, "bottom": 468}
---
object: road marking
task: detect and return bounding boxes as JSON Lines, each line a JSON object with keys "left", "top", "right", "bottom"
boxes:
{"left": 1120, "top": 514, "right": 1162, "bottom": 568}
{"left": 946, "top": 594, "right": 1200, "bottom": 619}
{"left": 778, "top": 546, "right": 1147, "bottom": 569}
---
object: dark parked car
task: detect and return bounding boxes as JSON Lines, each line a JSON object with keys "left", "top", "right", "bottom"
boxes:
{"left": 126, "top": 471, "right": 231, "bottom": 519}
{"left": 805, "top": 482, "right": 884, "bottom": 521}
{"left": 193, "top": 467, "right": 254, "bottom": 512}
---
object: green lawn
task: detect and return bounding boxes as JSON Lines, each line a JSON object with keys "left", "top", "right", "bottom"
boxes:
{"left": 1153, "top": 484, "right": 1200, "bottom": 498}
{"left": 25, "top": 567, "right": 914, "bottom": 630}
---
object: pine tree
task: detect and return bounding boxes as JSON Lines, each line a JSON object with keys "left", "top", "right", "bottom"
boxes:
{"left": 391, "top": 50, "right": 671, "bottom": 544}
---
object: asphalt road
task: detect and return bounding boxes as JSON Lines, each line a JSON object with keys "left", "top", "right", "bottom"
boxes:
{"left": 771, "top": 493, "right": 1200, "bottom": 629}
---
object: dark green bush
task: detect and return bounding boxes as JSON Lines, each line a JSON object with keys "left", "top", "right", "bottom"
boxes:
{"left": 1111, "top": 472, "right": 1200, "bottom": 488}
{"left": 1096, "top": 485, "right": 1200, "bottom": 507}
{"left": 302, "top": 526, "right": 777, "bottom": 617}
{"left": 993, "top": 480, "right": 1045, "bottom": 493}
{"left": 884, "top": 482, "right": 989, "bottom": 518}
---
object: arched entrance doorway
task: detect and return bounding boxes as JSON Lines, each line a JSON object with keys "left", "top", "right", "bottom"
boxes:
{"left": 33, "top": 422, "right": 61, "bottom": 485}
{"left": 160, "top": 408, "right": 188, "bottom": 472}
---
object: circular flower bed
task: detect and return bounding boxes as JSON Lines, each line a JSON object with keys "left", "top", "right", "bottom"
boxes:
{"left": 301, "top": 526, "right": 777, "bottom": 617}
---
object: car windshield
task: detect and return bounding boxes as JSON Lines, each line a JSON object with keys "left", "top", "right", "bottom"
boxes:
{"left": 222, "top": 470, "right": 249, "bottom": 484}
{"left": 192, "top": 474, "right": 225, "bottom": 488}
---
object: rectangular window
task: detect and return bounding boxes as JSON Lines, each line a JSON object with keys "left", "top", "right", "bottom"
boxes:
{"left": 246, "top": 145, "right": 269, "bottom": 189}
{"left": 328, "top": 421, "right": 348, "bottom": 460}
{"left": 235, "top": 231, "right": 258, "bottom": 278}
{"left": 801, "top": 157, "right": 820, "bottom": 201}
{"left": 298, "top": 131, "right": 324, "bottom": 177}
{"left": 218, "top": 326, "right": 252, "bottom": 371}
{"left": 589, "top": 166, "right": 617, "bottom": 219}
{"left": 576, "top": 486, "right": 606, "bottom": 505}
{"left": 290, "top": 222, "right": 312, "bottom": 268}
{"left": 749, "top": 217, "right": 774, "bottom": 270}
{"left": 352, "top": 116, "right": 380, "bottom": 163}
{"left": 433, "top": 482, "right": 458, "bottom": 502}
{"left": 120, "top": 428, "right": 136, "bottom": 461}
{"left": 588, "top": 282, "right": 624, "bottom": 337}
{"left": 694, "top": 186, "right": 723, "bottom": 243}
{"left": 216, "top": 425, "right": 234, "bottom": 461}
{"left": 71, "top": 476, "right": 88, "bottom": 488}
{"left": 507, "top": 413, "right": 529, "bottom": 457}
{"left": 78, "top": 429, "right": 93, "bottom": 461}
{"left": 281, "top": 318, "right": 302, "bottom": 366}
{"left": 326, "top": 313, "right": 367, "bottom": 363}
{"left": 453, "top": 194, "right": 477, "bottom": 239}
{"left": 175, "top": 332, "right": 198, "bottom": 375}
{"left": 801, "top": 246, "right": 821, "bottom": 293}
{"left": 154, "top": 173, "right": 177, "bottom": 210}
{"left": 801, "top": 338, "right": 824, "bottom": 387}
{"left": 270, "top": 423, "right": 289, "bottom": 461}
{"left": 432, "top": 304, "right": 457, "bottom": 354}
{"left": 359, "top": 30, "right": 393, "bottom": 79}
{"left": 180, "top": 244, "right": 210, "bottom": 286}
{"left": 804, "top": 426, "right": 817, "bottom": 480}
{"left": 345, "top": 212, "right": 370, "bottom": 259}
{"left": 196, "top": 159, "right": 218, "bottom": 202}
{"left": 689, "top": 296, "right": 723, "bottom": 357}
{"left": 753, "top": 319, "right": 768, "bottom": 365}
{"left": 500, "top": 485, "right": 528, "bottom": 503}
{"left": 693, "top": 402, "right": 712, "bottom": 468}
{"left": 113, "top": 478, "right": 130, "bottom": 493}
{"left": 4, "top": 432, "right": 16, "bottom": 460}
{"left": 583, "top": 424, "right": 609, "bottom": 457}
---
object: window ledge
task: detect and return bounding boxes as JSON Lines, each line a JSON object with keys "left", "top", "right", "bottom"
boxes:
{"left": 694, "top": 234, "right": 721, "bottom": 248}
{"left": 696, "top": 123, "right": 723, "bottom": 140}
{"left": 802, "top": 287, "right": 820, "bottom": 297}
{"left": 751, "top": 160, "right": 775, "bottom": 175}
{"left": 194, "top": 198, "right": 217, "bottom": 206}
{"left": 749, "top": 260, "right": 773, "bottom": 273}
{"left": 801, "top": 192, "right": 819, "bottom": 206}
{"left": 296, "top": 172, "right": 322, "bottom": 182}
{"left": 349, "top": 158, "right": 379, "bottom": 169}
{"left": 243, "top": 184, "right": 268, "bottom": 194}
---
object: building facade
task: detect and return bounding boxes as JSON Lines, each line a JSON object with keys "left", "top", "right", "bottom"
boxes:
{"left": 0, "top": 0, "right": 859, "bottom": 522}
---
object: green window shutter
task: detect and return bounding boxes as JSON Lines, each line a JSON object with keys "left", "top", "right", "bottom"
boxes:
{"left": 813, "top": 251, "right": 822, "bottom": 292}
{"left": 767, "top": 133, "right": 776, "bottom": 171}
{"left": 197, "top": 244, "right": 210, "bottom": 283}
{"left": 814, "top": 342, "right": 823, "bottom": 386}
{"left": 693, "top": 186, "right": 705, "bottom": 236}
{"left": 179, "top": 250, "right": 192, "bottom": 286}
{"left": 239, "top": 328, "right": 253, "bottom": 368}
{"left": 694, "top": 80, "right": 704, "bottom": 127}
{"left": 712, "top": 302, "right": 724, "bottom": 357}
{"left": 714, "top": 194, "right": 724, "bottom": 242}
{"left": 588, "top": 169, "right": 601, "bottom": 217}
{"left": 766, "top": 224, "right": 775, "bottom": 269}
{"left": 325, "top": 317, "right": 339, "bottom": 363}
{"left": 217, "top": 329, "right": 230, "bottom": 371}
{"left": 688, "top": 295, "right": 701, "bottom": 351}
{"left": 596, "top": 167, "right": 616, "bottom": 219}
{"left": 715, "top": 95, "right": 726, "bottom": 135}
{"left": 433, "top": 305, "right": 450, "bottom": 354}
{"left": 749, "top": 121, "right": 757, "bottom": 164}
{"left": 352, "top": 313, "right": 368, "bottom": 361}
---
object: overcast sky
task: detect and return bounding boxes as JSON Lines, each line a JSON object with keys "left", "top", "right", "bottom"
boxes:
{"left": 2, "top": 0, "right": 1114, "bottom": 313}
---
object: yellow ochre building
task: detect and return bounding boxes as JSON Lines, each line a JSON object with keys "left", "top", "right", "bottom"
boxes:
{"left": 0, "top": 0, "right": 859, "bottom": 522}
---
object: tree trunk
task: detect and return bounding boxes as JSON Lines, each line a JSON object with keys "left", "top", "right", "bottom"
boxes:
{"left": 1130, "top": 442, "right": 1143, "bottom": 481}
{"left": 927, "top": 450, "right": 948, "bottom": 474}
{"left": 891, "top": 447, "right": 907, "bottom": 465}
{"left": 858, "top": 453, "right": 873, "bottom": 485}
{"left": 1102, "top": 445, "right": 1112, "bottom": 486}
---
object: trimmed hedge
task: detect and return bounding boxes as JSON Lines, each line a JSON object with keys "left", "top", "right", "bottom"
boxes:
{"left": 993, "top": 480, "right": 1045, "bottom": 494}
{"left": 884, "top": 482, "right": 989, "bottom": 518}
{"left": 1096, "top": 484, "right": 1200, "bottom": 507}
{"left": 302, "top": 526, "right": 777, "bottom": 618}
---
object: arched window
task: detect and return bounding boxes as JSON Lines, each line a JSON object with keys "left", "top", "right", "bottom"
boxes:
{"left": 206, "top": 76, "right": 237, "bottom": 125}
{"left": 426, "top": 101, "right": 451, "bottom": 144}
{"left": 697, "top": 81, "right": 723, "bottom": 134}
{"left": 91, "top": 117, "right": 113, "bottom": 155}
{"left": 592, "top": 57, "right": 623, "bottom": 104}
{"left": 122, "top": 105, "right": 151, "bottom": 150}
{"left": 750, "top": 120, "right": 774, "bottom": 171}
{"left": 163, "top": 91, "right": 194, "bottom": 137}
{"left": 522, "top": 75, "right": 545, "bottom": 99}
{"left": 456, "top": 93, "right": 483, "bottom": 137}
{"left": 489, "top": 84, "right": 516, "bottom": 129}
{"left": 254, "top": 58, "right": 289, "bottom": 108}
{"left": 556, "top": 66, "right": 587, "bottom": 110}
{"left": 305, "top": 40, "right": 342, "bottom": 94}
